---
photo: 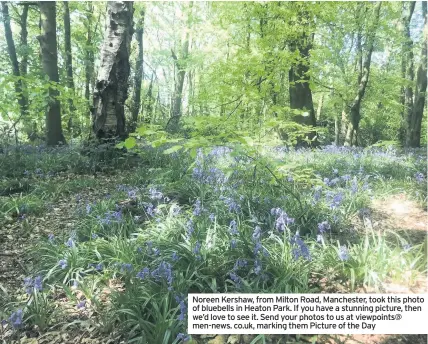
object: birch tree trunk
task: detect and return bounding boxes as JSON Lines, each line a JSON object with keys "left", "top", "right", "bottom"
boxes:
{"left": 39, "top": 1, "right": 66, "bottom": 146}
{"left": 406, "top": 2, "right": 427, "bottom": 148}
{"left": 92, "top": 1, "right": 134, "bottom": 140}
{"left": 130, "top": 7, "right": 145, "bottom": 132}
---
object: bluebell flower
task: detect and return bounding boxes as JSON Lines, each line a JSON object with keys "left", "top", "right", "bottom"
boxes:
{"left": 193, "top": 199, "right": 203, "bottom": 216}
{"left": 136, "top": 267, "right": 150, "bottom": 280}
{"left": 149, "top": 187, "right": 163, "bottom": 200}
{"left": 24, "top": 277, "right": 33, "bottom": 294}
{"left": 172, "top": 251, "right": 179, "bottom": 261}
{"left": 8, "top": 309, "right": 23, "bottom": 328}
{"left": 341, "top": 174, "right": 351, "bottom": 181}
{"left": 58, "top": 259, "right": 68, "bottom": 269}
{"left": 252, "top": 226, "right": 261, "bottom": 241}
{"left": 230, "top": 239, "right": 237, "bottom": 249}
{"left": 415, "top": 172, "right": 425, "bottom": 183}
{"left": 229, "top": 220, "right": 238, "bottom": 235}
{"left": 176, "top": 333, "right": 191, "bottom": 342}
{"left": 209, "top": 213, "right": 215, "bottom": 222}
{"left": 233, "top": 258, "right": 247, "bottom": 271}
{"left": 34, "top": 275, "right": 43, "bottom": 291}
{"left": 175, "top": 294, "right": 187, "bottom": 321}
{"left": 186, "top": 219, "right": 194, "bottom": 238}
{"left": 338, "top": 246, "right": 350, "bottom": 261}
{"left": 92, "top": 233, "right": 98, "bottom": 239}
{"left": 317, "top": 221, "right": 330, "bottom": 234}
{"left": 229, "top": 272, "right": 241, "bottom": 287}
{"left": 66, "top": 238, "right": 75, "bottom": 248}
{"left": 77, "top": 300, "right": 86, "bottom": 309}
{"left": 95, "top": 263, "right": 103, "bottom": 271}
{"left": 254, "top": 259, "right": 262, "bottom": 275}
{"left": 193, "top": 241, "right": 201, "bottom": 255}
{"left": 86, "top": 204, "right": 91, "bottom": 214}
{"left": 172, "top": 205, "right": 181, "bottom": 216}
{"left": 403, "top": 244, "right": 411, "bottom": 252}
{"left": 151, "top": 261, "right": 173, "bottom": 288}
{"left": 290, "top": 234, "right": 311, "bottom": 261}
{"left": 317, "top": 234, "right": 323, "bottom": 243}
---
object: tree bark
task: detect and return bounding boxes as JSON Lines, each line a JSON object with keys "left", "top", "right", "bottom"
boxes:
{"left": 316, "top": 94, "right": 324, "bottom": 121}
{"left": 399, "top": 2, "right": 415, "bottom": 144}
{"left": 92, "top": 1, "right": 134, "bottom": 140}
{"left": 406, "top": 1, "right": 427, "bottom": 147}
{"left": 63, "top": 1, "right": 76, "bottom": 132}
{"left": 130, "top": 7, "right": 145, "bottom": 132}
{"left": 20, "top": 4, "right": 29, "bottom": 78}
{"left": 1, "top": 2, "right": 28, "bottom": 122}
{"left": 39, "top": 1, "right": 66, "bottom": 146}
{"left": 344, "top": 2, "right": 381, "bottom": 146}
{"left": 84, "top": 3, "right": 94, "bottom": 102}
{"left": 168, "top": 2, "right": 192, "bottom": 133}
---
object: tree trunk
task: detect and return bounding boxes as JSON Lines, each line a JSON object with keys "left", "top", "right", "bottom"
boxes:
{"left": 85, "top": 3, "right": 94, "bottom": 102}
{"left": 168, "top": 2, "right": 192, "bottom": 133}
{"left": 316, "top": 94, "right": 324, "bottom": 121}
{"left": 130, "top": 7, "right": 145, "bottom": 132}
{"left": 399, "top": 2, "right": 416, "bottom": 144}
{"left": 63, "top": 1, "right": 75, "bottom": 132}
{"left": 39, "top": 1, "right": 66, "bottom": 146}
{"left": 1, "top": 2, "right": 28, "bottom": 122}
{"left": 20, "top": 4, "right": 29, "bottom": 78}
{"left": 92, "top": 1, "right": 134, "bottom": 140}
{"left": 334, "top": 113, "right": 340, "bottom": 146}
{"left": 344, "top": 2, "right": 381, "bottom": 146}
{"left": 406, "top": 1, "right": 427, "bottom": 147}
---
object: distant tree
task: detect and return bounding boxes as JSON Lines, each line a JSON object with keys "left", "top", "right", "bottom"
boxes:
{"left": 38, "top": 1, "right": 66, "bottom": 145}
{"left": 92, "top": 1, "right": 134, "bottom": 140}
{"left": 1, "top": 1, "right": 28, "bottom": 124}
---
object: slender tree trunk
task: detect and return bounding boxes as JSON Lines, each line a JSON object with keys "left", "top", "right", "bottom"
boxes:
{"left": 145, "top": 73, "right": 154, "bottom": 122}
{"left": 85, "top": 3, "right": 94, "bottom": 102}
{"left": 39, "top": 1, "right": 66, "bottom": 145}
{"left": 92, "top": 1, "right": 134, "bottom": 140}
{"left": 344, "top": 2, "right": 381, "bottom": 146}
{"left": 130, "top": 7, "right": 145, "bottom": 132}
{"left": 1, "top": 2, "right": 28, "bottom": 122}
{"left": 334, "top": 113, "right": 340, "bottom": 146}
{"left": 406, "top": 1, "right": 427, "bottom": 147}
{"left": 168, "top": 2, "right": 192, "bottom": 132}
{"left": 316, "top": 94, "right": 324, "bottom": 121}
{"left": 399, "top": 2, "right": 415, "bottom": 144}
{"left": 63, "top": 1, "right": 76, "bottom": 132}
{"left": 20, "top": 4, "right": 29, "bottom": 78}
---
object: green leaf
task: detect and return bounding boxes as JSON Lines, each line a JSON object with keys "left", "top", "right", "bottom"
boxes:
{"left": 124, "top": 137, "right": 136, "bottom": 149}
{"left": 163, "top": 145, "right": 183, "bottom": 154}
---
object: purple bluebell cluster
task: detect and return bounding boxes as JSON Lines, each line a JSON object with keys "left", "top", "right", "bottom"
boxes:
{"left": 271, "top": 208, "right": 294, "bottom": 232}
{"left": 95, "top": 207, "right": 123, "bottom": 225}
{"left": 220, "top": 195, "right": 241, "bottom": 213}
{"left": 8, "top": 309, "right": 23, "bottom": 328}
{"left": 77, "top": 300, "right": 86, "bottom": 309}
{"left": 290, "top": 233, "right": 311, "bottom": 261}
{"left": 175, "top": 294, "right": 187, "bottom": 321}
{"left": 176, "top": 333, "right": 191, "bottom": 342}
{"left": 136, "top": 267, "right": 150, "bottom": 279}
{"left": 338, "top": 246, "right": 350, "bottom": 261}
{"left": 150, "top": 261, "right": 174, "bottom": 290}
{"left": 149, "top": 187, "right": 163, "bottom": 200}
{"left": 23, "top": 275, "right": 43, "bottom": 294}
{"left": 193, "top": 199, "right": 204, "bottom": 216}
{"left": 58, "top": 259, "right": 68, "bottom": 269}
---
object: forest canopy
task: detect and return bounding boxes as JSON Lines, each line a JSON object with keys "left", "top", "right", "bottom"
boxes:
{"left": 0, "top": 1, "right": 426, "bottom": 148}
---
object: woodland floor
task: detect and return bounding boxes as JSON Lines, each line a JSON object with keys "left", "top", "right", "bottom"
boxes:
{"left": 1, "top": 164, "right": 426, "bottom": 344}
